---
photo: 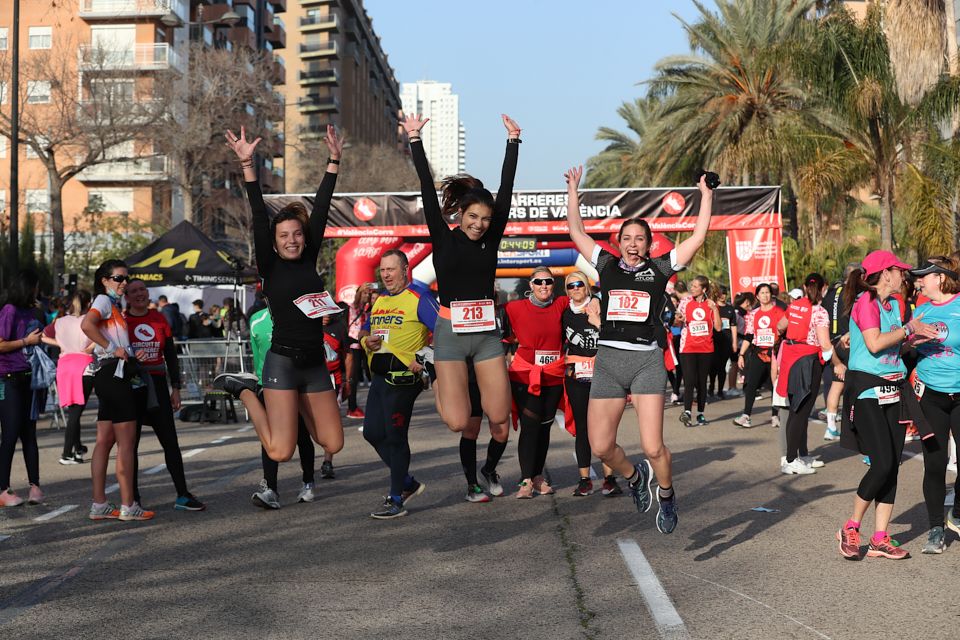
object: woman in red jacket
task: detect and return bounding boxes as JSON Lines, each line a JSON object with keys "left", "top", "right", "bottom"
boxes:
{"left": 675, "top": 275, "right": 721, "bottom": 426}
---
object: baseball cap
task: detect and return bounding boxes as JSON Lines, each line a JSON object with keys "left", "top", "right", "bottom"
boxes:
{"left": 910, "top": 260, "right": 959, "bottom": 279}
{"left": 862, "top": 250, "right": 912, "bottom": 277}
{"left": 788, "top": 288, "right": 803, "bottom": 300}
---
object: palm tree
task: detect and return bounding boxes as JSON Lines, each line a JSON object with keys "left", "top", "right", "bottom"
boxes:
{"left": 584, "top": 96, "right": 657, "bottom": 188}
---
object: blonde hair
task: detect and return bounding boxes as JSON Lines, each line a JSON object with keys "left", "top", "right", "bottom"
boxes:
{"left": 530, "top": 265, "right": 554, "bottom": 280}
{"left": 565, "top": 271, "right": 591, "bottom": 286}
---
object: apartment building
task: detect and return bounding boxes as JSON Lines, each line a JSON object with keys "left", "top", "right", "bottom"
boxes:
{"left": 281, "top": 0, "right": 402, "bottom": 191}
{"left": 400, "top": 80, "right": 465, "bottom": 179}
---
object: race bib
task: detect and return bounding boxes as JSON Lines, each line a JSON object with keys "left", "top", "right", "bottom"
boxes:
{"left": 913, "top": 376, "right": 925, "bottom": 399}
{"left": 372, "top": 328, "right": 390, "bottom": 343}
{"left": 450, "top": 299, "right": 496, "bottom": 334}
{"left": 293, "top": 291, "right": 340, "bottom": 319}
{"left": 721, "top": 318, "right": 731, "bottom": 330}
{"left": 606, "top": 290, "right": 651, "bottom": 322}
{"left": 574, "top": 359, "right": 594, "bottom": 380}
{"left": 534, "top": 350, "right": 560, "bottom": 366}
{"left": 876, "top": 386, "right": 900, "bottom": 405}
{"left": 689, "top": 321, "right": 710, "bottom": 336}
{"left": 754, "top": 330, "right": 775, "bottom": 348}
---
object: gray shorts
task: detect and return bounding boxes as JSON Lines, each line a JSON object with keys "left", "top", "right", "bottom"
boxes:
{"left": 590, "top": 345, "right": 667, "bottom": 399}
{"left": 433, "top": 316, "right": 505, "bottom": 363}
{"left": 262, "top": 349, "right": 334, "bottom": 394}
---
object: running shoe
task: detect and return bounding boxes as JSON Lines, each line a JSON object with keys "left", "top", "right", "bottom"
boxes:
{"left": 212, "top": 372, "right": 258, "bottom": 399}
{"left": 515, "top": 480, "right": 535, "bottom": 499}
{"left": 27, "top": 485, "right": 44, "bottom": 505}
{"left": 401, "top": 479, "right": 425, "bottom": 506}
{"left": 948, "top": 461, "right": 958, "bottom": 474}
{"left": 251, "top": 479, "right": 281, "bottom": 510}
{"left": 573, "top": 478, "right": 594, "bottom": 497}
{"left": 174, "top": 493, "right": 206, "bottom": 511}
{"left": 59, "top": 453, "right": 82, "bottom": 465}
{"left": 770, "top": 414, "right": 781, "bottom": 428}
{"left": 679, "top": 410, "right": 693, "bottom": 427}
{"left": 88, "top": 502, "right": 120, "bottom": 520}
{"left": 77, "top": 444, "right": 89, "bottom": 455}
{"left": 817, "top": 409, "right": 828, "bottom": 422}
{"left": 370, "top": 497, "right": 407, "bottom": 519}
{"left": 656, "top": 492, "right": 678, "bottom": 534}
{"left": 628, "top": 460, "right": 654, "bottom": 513}
{"left": 780, "top": 458, "right": 815, "bottom": 475}
{"left": 669, "top": 392, "right": 680, "bottom": 405}
{"left": 601, "top": 476, "right": 623, "bottom": 497}
{"left": 732, "top": 414, "right": 753, "bottom": 429}
{"left": 905, "top": 425, "right": 920, "bottom": 442}
{"left": 862, "top": 456, "right": 871, "bottom": 466}
{"left": 346, "top": 408, "right": 365, "bottom": 420}
{"left": 0, "top": 489, "right": 24, "bottom": 507}
{"left": 922, "top": 526, "right": 946, "bottom": 554}
{"left": 946, "top": 510, "right": 960, "bottom": 535}
{"left": 823, "top": 427, "right": 840, "bottom": 441}
{"left": 532, "top": 476, "right": 555, "bottom": 496}
{"left": 465, "top": 484, "right": 491, "bottom": 503}
{"left": 479, "top": 467, "right": 504, "bottom": 497}
{"left": 296, "top": 483, "right": 315, "bottom": 503}
{"left": 320, "top": 460, "right": 335, "bottom": 479}
{"left": 119, "top": 503, "right": 155, "bottom": 521}
{"left": 837, "top": 526, "right": 861, "bottom": 559}
{"left": 867, "top": 534, "right": 909, "bottom": 559}
{"left": 696, "top": 414, "right": 708, "bottom": 426}
{"left": 800, "top": 455, "right": 825, "bottom": 469}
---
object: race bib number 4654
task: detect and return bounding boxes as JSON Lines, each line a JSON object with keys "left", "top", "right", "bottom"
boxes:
{"left": 451, "top": 299, "right": 496, "bottom": 334}
{"left": 606, "top": 290, "right": 651, "bottom": 322}
{"left": 294, "top": 291, "right": 341, "bottom": 319}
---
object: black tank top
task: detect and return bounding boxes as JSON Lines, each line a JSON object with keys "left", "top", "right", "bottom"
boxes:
{"left": 595, "top": 249, "right": 678, "bottom": 347}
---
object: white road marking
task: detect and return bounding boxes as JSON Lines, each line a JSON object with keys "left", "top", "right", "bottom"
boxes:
{"left": 0, "top": 535, "right": 10, "bottom": 544}
{"left": 211, "top": 436, "right": 233, "bottom": 445}
{"left": 237, "top": 424, "right": 254, "bottom": 433}
{"left": 183, "top": 448, "right": 205, "bottom": 458}
{"left": 105, "top": 483, "right": 119, "bottom": 495}
{"left": 145, "top": 464, "right": 166, "bottom": 475}
{"left": 617, "top": 539, "right": 689, "bottom": 639}
{"left": 33, "top": 505, "right": 78, "bottom": 522}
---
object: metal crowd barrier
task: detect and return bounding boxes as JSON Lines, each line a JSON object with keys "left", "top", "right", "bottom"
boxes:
{"left": 176, "top": 338, "right": 253, "bottom": 404}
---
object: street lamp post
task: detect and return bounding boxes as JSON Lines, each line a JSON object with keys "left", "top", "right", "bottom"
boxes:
{"left": 7, "top": 0, "right": 20, "bottom": 280}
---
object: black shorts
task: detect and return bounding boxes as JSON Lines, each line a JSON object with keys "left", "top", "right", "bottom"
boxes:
{"left": 94, "top": 361, "right": 139, "bottom": 423}
{"left": 262, "top": 349, "right": 334, "bottom": 394}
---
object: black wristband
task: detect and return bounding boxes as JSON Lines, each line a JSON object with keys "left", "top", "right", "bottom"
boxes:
{"left": 327, "top": 157, "right": 340, "bottom": 165}
{"left": 508, "top": 138, "right": 522, "bottom": 144}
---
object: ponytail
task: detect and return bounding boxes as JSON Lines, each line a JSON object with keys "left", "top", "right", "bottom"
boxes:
{"left": 440, "top": 174, "right": 494, "bottom": 217}
{"left": 842, "top": 268, "right": 877, "bottom": 312}
{"left": 802, "top": 272, "right": 826, "bottom": 305}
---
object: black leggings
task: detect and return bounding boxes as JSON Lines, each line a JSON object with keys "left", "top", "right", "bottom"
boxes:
{"left": 854, "top": 398, "right": 905, "bottom": 505}
{"left": 709, "top": 334, "right": 731, "bottom": 395}
{"left": 681, "top": 352, "right": 711, "bottom": 413}
{"left": 347, "top": 348, "right": 370, "bottom": 411}
{"left": 668, "top": 334, "right": 682, "bottom": 394}
{"left": 920, "top": 388, "right": 960, "bottom": 527}
{"left": 0, "top": 373, "right": 39, "bottom": 491}
{"left": 512, "top": 381, "right": 563, "bottom": 480}
{"left": 363, "top": 375, "right": 421, "bottom": 497}
{"left": 741, "top": 350, "right": 778, "bottom": 417}
{"left": 133, "top": 374, "right": 190, "bottom": 502}
{"left": 63, "top": 375, "right": 94, "bottom": 457}
{"left": 785, "top": 360, "right": 823, "bottom": 462}
{"left": 565, "top": 376, "right": 593, "bottom": 470}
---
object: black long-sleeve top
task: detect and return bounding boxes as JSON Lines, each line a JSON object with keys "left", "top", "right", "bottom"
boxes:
{"left": 246, "top": 172, "right": 337, "bottom": 350}
{"left": 412, "top": 139, "right": 518, "bottom": 307}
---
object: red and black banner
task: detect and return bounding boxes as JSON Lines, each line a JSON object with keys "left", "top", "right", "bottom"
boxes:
{"left": 263, "top": 186, "right": 781, "bottom": 238}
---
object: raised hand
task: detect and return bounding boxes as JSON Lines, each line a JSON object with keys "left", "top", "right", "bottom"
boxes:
{"left": 323, "top": 124, "right": 343, "bottom": 160}
{"left": 697, "top": 173, "right": 711, "bottom": 195}
{"left": 224, "top": 126, "right": 262, "bottom": 162}
{"left": 502, "top": 114, "right": 521, "bottom": 138}
{"left": 402, "top": 113, "right": 430, "bottom": 136}
{"left": 564, "top": 166, "right": 583, "bottom": 188}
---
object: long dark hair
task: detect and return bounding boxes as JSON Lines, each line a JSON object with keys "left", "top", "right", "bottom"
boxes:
{"left": 802, "top": 272, "right": 826, "bottom": 305}
{"left": 1, "top": 269, "right": 40, "bottom": 309}
{"left": 93, "top": 259, "right": 128, "bottom": 296}
{"left": 842, "top": 268, "right": 882, "bottom": 312}
{"left": 440, "top": 174, "right": 494, "bottom": 218}
{"left": 617, "top": 218, "right": 653, "bottom": 253}
{"left": 270, "top": 202, "right": 310, "bottom": 247}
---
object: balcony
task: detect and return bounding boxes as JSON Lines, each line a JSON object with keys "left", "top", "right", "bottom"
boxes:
{"left": 77, "top": 98, "right": 166, "bottom": 125}
{"left": 298, "top": 94, "right": 339, "bottom": 114}
{"left": 265, "top": 18, "right": 286, "bottom": 48}
{"left": 269, "top": 0, "right": 287, "bottom": 11}
{"left": 299, "top": 40, "right": 338, "bottom": 60}
{"left": 300, "top": 0, "right": 335, "bottom": 6}
{"left": 79, "top": 156, "right": 170, "bottom": 183}
{"left": 299, "top": 123, "right": 335, "bottom": 140}
{"left": 79, "top": 0, "right": 175, "bottom": 19}
{"left": 300, "top": 12, "right": 338, "bottom": 32}
{"left": 299, "top": 68, "right": 338, "bottom": 86}
{"left": 78, "top": 43, "right": 183, "bottom": 73}
{"left": 271, "top": 55, "right": 286, "bottom": 85}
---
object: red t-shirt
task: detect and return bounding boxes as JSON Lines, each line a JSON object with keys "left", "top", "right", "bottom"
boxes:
{"left": 505, "top": 297, "right": 567, "bottom": 377}
{"left": 678, "top": 297, "right": 714, "bottom": 353}
{"left": 124, "top": 310, "right": 172, "bottom": 366}
{"left": 745, "top": 305, "right": 785, "bottom": 350}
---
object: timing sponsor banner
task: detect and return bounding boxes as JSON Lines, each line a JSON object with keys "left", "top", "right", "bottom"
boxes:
{"left": 264, "top": 186, "right": 780, "bottom": 237}
{"left": 726, "top": 228, "right": 786, "bottom": 294}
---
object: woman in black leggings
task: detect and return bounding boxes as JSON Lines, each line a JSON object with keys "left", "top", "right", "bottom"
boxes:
{"left": 733, "top": 284, "right": 784, "bottom": 429}
{"left": 675, "top": 275, "right": 721, "bottom": 426}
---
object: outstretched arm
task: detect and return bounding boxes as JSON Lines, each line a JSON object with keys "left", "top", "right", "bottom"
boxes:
{"left": 488, "top": 114, "right": 521, "bottom": 241}
{"left": 225, "top": 127, "right": 273, "bottom": 273}
{"left": 403, "top": 113, "right": 447, "bottom": 241}
{"left": 306, "top": 124, "right": 343, "bottom": 255}
{"left": 675, "top": 175, "right": 714, "bottom": 267}
{"left": 563, "top": 165, "right": 597, "bottom": 261}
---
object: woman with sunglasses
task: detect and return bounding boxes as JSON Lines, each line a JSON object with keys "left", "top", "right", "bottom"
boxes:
{"left": 505, "top": 267, "right": 568, "bottom": 498}
{"left": 909, "top": 256, "right": 960, "bottom": 554}
{"left": 80, "top": 260, "right": 153, "bottom": 521}
{"left": 563, "top": 271, "right": 619, "bottom": 496}
{"left": 216, "top": 126, "right": 344, "bottom": 464}
{"left": 733, "top": 283, "right": 784, "bottom": 429}
{"left": 563, "top": 165, "right": 714, "bottom": 534}
{"left": 402, "top": 113, "right": 519, "bottom": 458}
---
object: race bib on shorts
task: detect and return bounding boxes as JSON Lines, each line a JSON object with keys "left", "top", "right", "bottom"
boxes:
{"left": 689, "top": 321, "right": 710, "bottom": 336}
{"left": 293, "top": 291, "right": 340, "bottom": 319}
{"left": 450, "top": 299, "right": 496, "bottom": 334}
{"left": 574, "top": 359, "right": 594, "bottom": 380}
{"left": 754, "top": 330, "right": 775, "bottom": 348}
{"left": 606, "top": 290, "right": 651, "bottom": 322}
{"left": 534, "top": 350, "right": 560, "bottom": 366}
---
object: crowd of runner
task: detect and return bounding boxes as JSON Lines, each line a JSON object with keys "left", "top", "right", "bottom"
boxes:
{"left": 1, "top": 120, "right": 958, "bottom": 558}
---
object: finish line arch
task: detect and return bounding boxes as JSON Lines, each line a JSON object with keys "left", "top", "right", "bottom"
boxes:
{"left": 263, "top": 185, "right": 784, "bottom": 304}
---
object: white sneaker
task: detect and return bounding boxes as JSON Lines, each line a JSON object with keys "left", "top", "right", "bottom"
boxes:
{"left": 781, "top": 458, "right": 816, "bottom": 475}
{"left": 251, "top": 479, "right": 281, "bottom": 509}
{"left": 297, "top": 482, "right": 315, "bottom": 503}
{"left": 801, "top": 455, "right": 825, "bottom": 468}
{"left": 824, "top": 427, "right": 841, "bottom": 441}
{"left": 770, "top": 415, "right": 781, "bottom": 428}
{"left": 669, "top": 392, "right": 680, "bottom": 404}
{"left": 948, "top": 462, "right": 958, "bottom": 474}
{"left": 732, "top": 414, "right": 752, "bottom": 428}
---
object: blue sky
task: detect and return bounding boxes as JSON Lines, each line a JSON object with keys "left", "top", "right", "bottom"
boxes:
{"left": 366, "top": 0, "right": 715, "bottom": 189}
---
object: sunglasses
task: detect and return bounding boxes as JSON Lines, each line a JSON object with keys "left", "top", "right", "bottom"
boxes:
{"left": 106, "top": 275, "right": 129, "bottom": 283}
{"left": 531, "top": 278, "right": 554, "bottom": 286}
{"left": 566, "top": 281, "right": 586, "bottom": 290}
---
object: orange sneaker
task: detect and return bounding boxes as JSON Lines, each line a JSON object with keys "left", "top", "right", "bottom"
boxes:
{"left": 837, "top": 526, "right": 861, "bottom": 559}
{"left": 867, "top": 534, "right": 909, "bottom": 559}
{"left": 515, "top": 480, "right": 535, "bottom": 499}
{"left": 532, "top": 476, "right": 555, "bottom": 495}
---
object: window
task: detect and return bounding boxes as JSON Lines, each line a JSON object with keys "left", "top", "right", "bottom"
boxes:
{"left": 27, "top": 80, "right": 51, "bottom": 104}
{"left": 26, "top": 189, "right": 49, "bottom": 213}
{"left": 0, "top": 190, "right": 6, "bottom": 214}
{"left": 26, "top": 135, "right": 48, "bottom": 159}
{"left": 0, "top": 136, "right": 6, "bottom": 159}
{"left": 0, "top": 82, "right": 7, "bottom": 104}
{"left": 0, "top": 27, "right": 8, "bottom": 51}
{"left": 89, "top": 78, "right": 134, "bottom": 102}
{"left": 28, "top": 26, "right": 52, "bottom": 50}
{"left": 88, "top": 188, "right": 133, "bottom": 213}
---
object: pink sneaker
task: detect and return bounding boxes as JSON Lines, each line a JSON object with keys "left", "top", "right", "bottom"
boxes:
{"left": 28, "top": 485, "right": 44, "bottom": 505}
{"left": 0, "top": 489, "right": 24, "bottom": 507}
{"left": 532, "top": 475, "right": 555, "bottom": 495}
{"left": 515, "top": 480, "right": 535, "bottom": 499}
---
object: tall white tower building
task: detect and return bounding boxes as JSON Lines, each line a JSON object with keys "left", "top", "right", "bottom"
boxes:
{"left": 400, "top": 80, "right": 465, "bottom": 178}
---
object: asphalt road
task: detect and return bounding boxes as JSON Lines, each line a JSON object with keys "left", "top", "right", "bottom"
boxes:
{"left": 1, "top": 389, "right": 957, "bottom": 640}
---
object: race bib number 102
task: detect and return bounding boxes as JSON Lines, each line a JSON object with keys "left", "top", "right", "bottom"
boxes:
{"left": 606, "top": 290, "right": 651, "bottom": 323}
